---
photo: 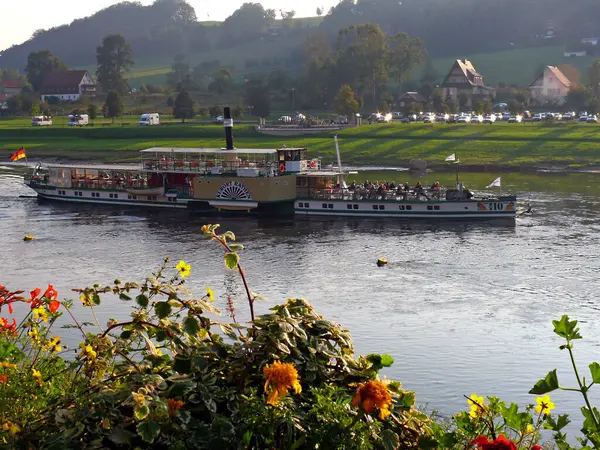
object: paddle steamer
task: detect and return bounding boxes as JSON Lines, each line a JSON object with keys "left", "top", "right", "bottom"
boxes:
{"left": 23, "top": 108, "right": 517, "bottom": 219}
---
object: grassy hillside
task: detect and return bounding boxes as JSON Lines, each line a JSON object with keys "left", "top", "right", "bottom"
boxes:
{"left": 1, "top": 122, "right": 600, "bottom": 168}
{"left": 121, "top": 42, "right": 595, "bottom": 89}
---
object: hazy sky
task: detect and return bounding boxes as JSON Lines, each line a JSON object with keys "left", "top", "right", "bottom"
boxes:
{"left": 0, "top": 0, "right": 334, "bottom": 52}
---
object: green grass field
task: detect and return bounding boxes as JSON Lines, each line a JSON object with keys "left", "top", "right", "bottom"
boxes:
{"left": 1, "top": 121, "right": 600, "bottom": 167}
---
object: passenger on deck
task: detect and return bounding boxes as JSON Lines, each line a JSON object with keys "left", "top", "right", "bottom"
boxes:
{"left": 415, "top": 182, "right": 427, "bottom": 199}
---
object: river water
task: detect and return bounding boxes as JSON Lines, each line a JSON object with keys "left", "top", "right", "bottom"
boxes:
{"left": 2, "top": 168, "right": 600, "bottom": 437}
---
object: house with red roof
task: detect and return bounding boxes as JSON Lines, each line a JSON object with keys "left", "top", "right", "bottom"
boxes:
{"left": 0, "top": 80, "right": 24, "bottom": 98}
{"left": 440, "top": 59, "right": 495, "bottom": 106}
{"left": 528, "top": 66, "right": 572, "bottom": 106}
{"left": 40, "top": 70, "right": 96, "bottom": 102}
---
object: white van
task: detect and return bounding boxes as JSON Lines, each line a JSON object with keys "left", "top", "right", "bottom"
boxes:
{"left": 139, "top": 113, "right": 160, "bottom": 126}
{"left": 68, "top": 114, "right": 89, "bottom": 127}
{"left": 31, "top": 116, "right": 52, "bottom": 126}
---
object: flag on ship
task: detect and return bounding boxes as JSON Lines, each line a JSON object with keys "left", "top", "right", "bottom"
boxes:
{"left": 487, "top": 177, "right": 501, "bottom": 188}
{"left": 10, "top": 148, "right": 26, "bottom": 161}
{"left": 445, "top": 153, "right": 456, "bottom": 162}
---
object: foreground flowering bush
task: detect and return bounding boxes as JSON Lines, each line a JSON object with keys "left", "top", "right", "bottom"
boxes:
{"left": 0, "top": 225, "right": 597, "bottom": 449}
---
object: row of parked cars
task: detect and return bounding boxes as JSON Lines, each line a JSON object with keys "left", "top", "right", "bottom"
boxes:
{"left": 367, "top": 111, "right": 600, "bottom": 124}
{"left": 530, "top": 112, "right": 599, "bottom": 123}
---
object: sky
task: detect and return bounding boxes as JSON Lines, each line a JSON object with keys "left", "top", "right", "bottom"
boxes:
{"left": 0, "top": 0, "right": 335, "bottom": 52}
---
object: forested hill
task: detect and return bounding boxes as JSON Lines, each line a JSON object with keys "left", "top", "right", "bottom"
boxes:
{"left": 2, "top": 0, "right": 600, "bottom": 70}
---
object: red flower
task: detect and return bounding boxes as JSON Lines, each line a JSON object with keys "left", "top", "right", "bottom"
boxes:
{"left": 0, "top": 318, "right": 17, "bottom": 336}
{"left": 48, "top": 300, "right": 60, "bottom": 314}
{"left": 30, "top": 287, "right": 42, "bottom": 309}
{"left": 471, "top": 435, "right": 517, "bottom": 450}
{"left": 43, "top": 285, "right": 58, "bottom": 301}
{"left": 531, "top": 446, "right": 542, "bottom": 450}
{"left": 0, "top": 374, "right": 7, "bottom": 384}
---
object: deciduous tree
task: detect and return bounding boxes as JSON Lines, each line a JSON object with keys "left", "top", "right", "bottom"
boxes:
{"left": 104, "top": 91, "right": 123, "bottom": 123}
{"left": 173, "top": 89, "right": 195, "bottom": 123}
{"left": 334, "top": 84, "right": 359, "bottom": 117}
{"left": 209, "top": 68, "right": 233, "bottom": 94}
{"left": 25, "top": 50, "right": 69, "bottom": 92}
{"left": 588, "top": 59, "right": 600, "bottom": 97}
{"left": 389, "top": 32, "right": 426, "bottom": 95}
{"left": 87, "top": 104, "right": 98, "bottom": 125}
{"left": 167, "top": 54, "right": 190, "bottom": 88}
{"left": 243, "top": 77, "right": 270, "bottom": 118}
{"left": 96, "top": 34, "right": 134, "bottom": 94}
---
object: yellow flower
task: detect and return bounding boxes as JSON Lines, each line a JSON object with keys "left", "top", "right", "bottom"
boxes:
{"left": 80, "top": 294, "right": 93, "bottom": 307}
{"left": 263, "top": 361, "right": 302, "bottom": 405}
{"left": 28, "top": 327, "right": 40, "bottom": 343}
{"left": 32, "top": 306, "right": 48, "bottom": 322}
{"left": 206, "top": 286, "right": 214, "bottom": 302}
{"left": 1, "top": 421, "right": 20, "bottom": 435}
{"left": 79, "top": 342, "right": 97, "bottom": 364}
{"left": 526, "top": 424, "right": 534, "bottom": 434}
{"left": 47, "top": 336, "right": 62, "bottom": 353}
{"left": 0, "top": 362, "right": 16, "bottom": 370}
{"left": 32, "top": 368, "right": 44, "bottom": 386}
{"left": 467, "top": 394, "right": 487, "bottom": 418}
{"left": 132, "top": 391, "right": 146, "bottom": 406}
{"left": 535, "top": 394, "right": 555, "bottom": 415}
{"left": 176, "top": 260, "right": 191, "bottom": 278}
{"left": 351, "top": 380, "right": 393, "bottom": 420}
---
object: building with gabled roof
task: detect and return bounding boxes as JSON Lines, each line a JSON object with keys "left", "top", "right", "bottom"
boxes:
{"left": 528, "top": 65, "right": 572, "bottom": 106}
{"left": 40, "top": 70, "right": 96, "bottom": 102}
{"left": 440, "top": 59, "right": 495, "bottom": 106}
{"left": 397, "top": 91, "right": 427, "bottom": 108}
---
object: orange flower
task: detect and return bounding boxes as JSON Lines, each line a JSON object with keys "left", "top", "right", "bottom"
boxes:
{"left": 43, "top": 285, "right": 58, "bottom": 301}
{"left": 352, "top": 380, "right": 393, "bottom": 420}
{"left": 0, "top": 374, "right": 7, "bottom": 384}
{"left": 0, "top": 318, "right": 17, "bottom": 335}
{"left": 168, "top": 399, "right": 184, "bottom": 416}
{"left": 48, "top": 300, "right": 60, "bottom": 314}
{"left": 263, "top": 361, "right": 302, "bottom": 405}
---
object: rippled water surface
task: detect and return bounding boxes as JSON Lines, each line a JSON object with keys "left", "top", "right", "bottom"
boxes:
{"left": 3, "top": 169, "right": 600, "bottom": 433}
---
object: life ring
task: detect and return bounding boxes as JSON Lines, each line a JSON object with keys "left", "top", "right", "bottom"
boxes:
{"left": 309, "top": 160, "right": 316, "bottom": 169}
{"left": 279, "top": 163, "right": 285, "bottom": 173}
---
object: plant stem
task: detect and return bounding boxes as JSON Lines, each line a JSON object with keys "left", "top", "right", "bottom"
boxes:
{"left": 567, "top": 344, "right": 600, "bottom": 429}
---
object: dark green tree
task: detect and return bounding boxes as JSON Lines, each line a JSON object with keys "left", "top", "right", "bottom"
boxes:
{"left": 566, "top": 85, "right": 592, "bottom": 110}
{"left": 243, "top": 78, "right": 270, "bottom": 118}
{"left": 167, "top": 54, "right": 190, "bottom": 88}
{"left": 96, "top": 34, "right": 134, "bottom": 94}
{"left": 104, "top": 91, "right": 124, "bottom": 123}
{"left": 588, "top": 59, "right": 600, "bottom": 97}
{"left": 389, "top": 32, "right": 426, "bottom": 95}
{"left": 209, "top": 68, "right": 233, "bottom": 94}
{"left": 87, "top": 104, "right": 98, "bottom": 125}
{"left": 25, "top": 50, "right": 69, "bottom": 92}
{"left": 334, "top": 84, "right": 359, "bottom": 117}
{"left": 173, "top": 89, "right": 195, "bottom": 123}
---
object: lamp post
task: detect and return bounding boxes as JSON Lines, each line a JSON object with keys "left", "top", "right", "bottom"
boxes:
{"left": 292, "top": 88, "right": 295, "bottom": 115}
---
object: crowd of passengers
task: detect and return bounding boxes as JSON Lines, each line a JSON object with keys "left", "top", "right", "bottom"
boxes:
{"left": 340, "top": 180, "right": 443, "bottom": 200}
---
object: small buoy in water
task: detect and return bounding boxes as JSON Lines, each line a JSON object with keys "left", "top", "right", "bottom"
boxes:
{"left": 377, "top": 257, "right": 388, "bottom": 267}
{"left": 23, "top": 234, "right": 34, "bottom": 241}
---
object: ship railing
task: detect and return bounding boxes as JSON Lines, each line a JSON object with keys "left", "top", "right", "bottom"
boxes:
{"left": 309, "top": 187, "right": 447, "bottom": 202}
{"left": 143, "top": 160, "right": 277, "bottom": 174}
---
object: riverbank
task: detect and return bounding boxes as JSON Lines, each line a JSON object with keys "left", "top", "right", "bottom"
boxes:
{"left": 2, "top": 122, "right": 600, "bottom": 169}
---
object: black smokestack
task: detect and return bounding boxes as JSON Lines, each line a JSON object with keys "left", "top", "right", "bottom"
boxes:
{"left": 223, "top": 106, "right": 234, "bottom": 150}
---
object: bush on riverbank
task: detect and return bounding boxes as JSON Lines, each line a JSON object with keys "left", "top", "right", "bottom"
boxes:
{"left": 0, "top": 225, "right": 598, "bottom": 448}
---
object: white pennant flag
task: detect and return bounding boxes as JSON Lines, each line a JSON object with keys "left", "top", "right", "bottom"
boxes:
{"left": 445, "top": 153, "right": 456, "bottom": 162}
{"left": 486, "top": 177, "right": 501, "bottom": 188}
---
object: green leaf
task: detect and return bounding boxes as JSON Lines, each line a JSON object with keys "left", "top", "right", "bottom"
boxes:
{"left": 119, "top": 293, "right": 132, "bottom": 301}
{"left": 222, "top": 231, "right": 236, "bottom": 241}
{"left": 183, "top": 316, "right": 201, "bottom": 336}
{"left": 154, "top": 301, "right": 172, "bottom": 319}
{"left": 134, "top": 404, "right": 150, "bottom": 421}
{"left": 229, "top": 243, "right": 244, "bottom": 251}
{"left": 120, "top": 330, "right": 133, "bottom": 340}
{"left": 136, "top": 294, "right": 149, "bottom": 308}
{"left": 380, "top": 354, "right": 394, "bottom": 367}
{"left": 529, "top": 369, "right": 559, "bottom": 394}
{"left": 136, "top": 420, "right": 160, "bottom": 443}
{"left": 381, "top": 429, "right": 400, "bottom": 450}
{"left": 224, "top": 252, "right": 240, "bottom": 270}
{"left": 552, "top": 315, "right": 582, "bottom": 341}
{"left": 590, "top": 362, "right": 600, "bottom": 384}
{"left": 173, "top": 356, "right": 191, "bottom": 374}
{"left": 417, "top": 435, "right": 439, "bottom": 450}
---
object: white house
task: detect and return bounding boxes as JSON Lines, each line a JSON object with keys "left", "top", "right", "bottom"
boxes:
{"left": 581, "top": 37, "right": 599, "bottom": 46}
{"left": 528, "top": 66, "right": 572, "bottom": 106}
{"left": 40, "top": 70, "right": 96, "bottom": 102}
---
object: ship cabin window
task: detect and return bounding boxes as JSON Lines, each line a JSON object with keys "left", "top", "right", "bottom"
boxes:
{"left": 378, "top": 205, "right": 385, "bottom": 210}
{"left": 434, "top": 205, "right": 440, "bottom": 210}
{"left": 353, "top": 204, "right": 358, "bottom": 210}
{"left": 322, "top": 203, "right": 327, "bottom": 209}
{"left": 372, "top": 205, "right": 378, "bottom": 210}
{"left": 406, "top": 205, "right": 412, "bottom": 210}
{"left": 427, "top": 205, "right": 433, "bottom": 210}
{"left": 347, "top": 204, "right": 352, "bottom": 209}
{"left": 328, "top": 204, "right": 333, "bottom": 209}
{"left": 128, "top": 195, "right": 137, "bottom": 200}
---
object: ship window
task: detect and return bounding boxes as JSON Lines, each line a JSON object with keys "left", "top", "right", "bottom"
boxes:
{"left": 372, "top": 205, "right": 378, "bottom": 210}
{"left": 378, "top": 205, "right": 385, "bottom": 210}
{"left": 114, "top": 194, "right": 118, "bottom": 199}
{"left": 406, "top": 205, "right": 412, "bottom": 210}
{"left": 434, "top": 205, "right": 440, "bottom": 210}
{"left": 399, "top": 205, "right": 405, "bottom": 210}
{"left": 328, "top": 204, "right": 333, "bottom": 209}
{"left": 298, "top": 202, "right": 303, "bottom": 207}
{"left": 128, "top": 195, "right": 132, "bottom": 199}
{"left": 353, "top": 204, "right": 358, "bottom": 209}
{"left": 347, "top": 204, "right": 352, "bottom": 209}
{"left": 304, "top": 203, "right": 310, "bottom": 208}
{"left": 133, "top": 196, "right": 137, "bottom": 200}
{"left": 427, "top": 205, "right": 433, "bottom": 210}
{"left": 322, "top": 203, "right": 327, "bottom": 208}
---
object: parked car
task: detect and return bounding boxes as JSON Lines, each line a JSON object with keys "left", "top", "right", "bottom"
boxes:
{"left": 457, "top": 114, "right": 471, "bottom": 123}
{"left": 31, "top": 116, "right": 52, "bottom": 127}
{"left": 531, "top": 113, "right": 544, "bottom": 122}
{"left": 578, "top": 115, "right": 589, "bottom": 122}
{"left": 423, "top": 114, "right": 436, "bottom": 123}
{"left": 501, "top": 112, "right": 511, "bottom": 121}
{"left": 68, "top": 114, "right": 88, "bottom": 127}
{"left": 561, "top": 112, "right": 576, "bottom": 121}
{"left": 586, "top": 115, "right": 598, "bottom": 123}
{"left": 214, "top": 115, "right": 224, "bottom": 124}
{"left": 507, "top": 115, "right": 523, "bottom": 123}
{"left": 483, "top": 115, "right": 496, "bottom": 124}
{"left": 471, "top": 115, "right": 484, "bottom": 123}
